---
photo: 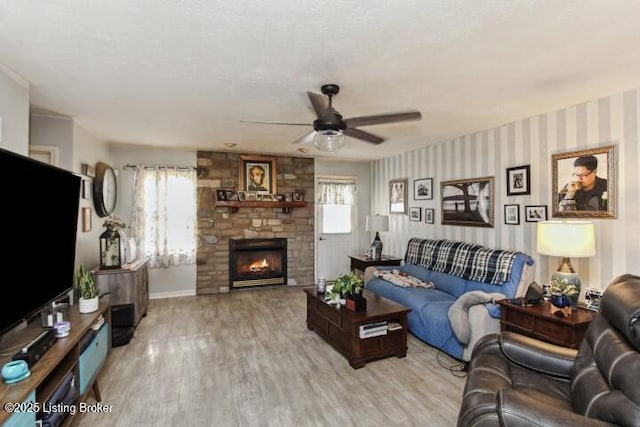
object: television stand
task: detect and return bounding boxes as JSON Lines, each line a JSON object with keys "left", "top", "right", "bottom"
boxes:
{"left": 0, "top": 300, "right": 111, "bottom": 426}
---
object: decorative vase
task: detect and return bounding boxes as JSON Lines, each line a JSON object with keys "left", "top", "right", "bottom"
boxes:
{"left": 79, "top": 296, "right": 99, "bottom": 314}
{"left": 550, "top": 294, "right": 571, "bottom": 308}
{"left": 550, "top": 271, "right": 581, "bottom": 310}
{"left": 550, "top": 293, "right": 572, "bottom": 317}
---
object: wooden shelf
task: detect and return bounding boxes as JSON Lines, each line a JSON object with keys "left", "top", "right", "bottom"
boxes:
{"left": 0, "top": 300, "right": 111, "bottom": 425}
{"left": 216, "top": 200, "right": 307, "bottom": 213}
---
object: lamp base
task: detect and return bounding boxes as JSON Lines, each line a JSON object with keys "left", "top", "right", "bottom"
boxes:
{"left": 550, "top": 270, "right": 581, "bottom": 310}
{"left": 371, "top": 232, "right": 383, "bottom": 261}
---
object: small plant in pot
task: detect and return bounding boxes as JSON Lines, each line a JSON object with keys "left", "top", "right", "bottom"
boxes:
{"left": 330, "top": 272, "right": 364, "bottom": 304}
{"left": 75, "top": 265, "right": 99, "bottom": 314}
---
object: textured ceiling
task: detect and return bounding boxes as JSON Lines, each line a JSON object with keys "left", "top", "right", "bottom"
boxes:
{"left": 2, "top": 1, "right": 640, "bottom": 160}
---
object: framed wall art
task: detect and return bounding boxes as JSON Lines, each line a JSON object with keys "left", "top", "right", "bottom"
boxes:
{"left": 413, "top": 178, "right": 433, "bottom": 200}
{"left": 424, "top": 208, "right": 435, "bottom": 224}
{"left": 440, "top": 176, "right": 494, "bottom": 227}
{"left": 409, "top": 207, "right": 421, "bottom": 221}
{"left": 239, "top": 155, "right": 277, "bottom": 194}
{"left": 216, "top": 189, "right": 227, "bottom": 201}
{"left": 504, "top": 204, "right": 520, "bottom": 225}
{"left": 506, "top": 165, "right": 530, "bottom": 196}
{"left": 82, "top": 207, "right": 92, "bottom": 232}
{"left": 389, "top": 178, "right": 408, "bottom": 214}
{"left": 525, "top": 205, "right": 547, "bottom": 222}
{"left": 552, "top": 145, "right": 616, "bottom": 218}
{"left": 82, "top": 178, "right": 92, "bottom": 200}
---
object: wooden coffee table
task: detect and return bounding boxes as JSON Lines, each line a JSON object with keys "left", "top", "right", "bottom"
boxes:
{"left": 304, "top": 288, "right": 410, "bottom": 368}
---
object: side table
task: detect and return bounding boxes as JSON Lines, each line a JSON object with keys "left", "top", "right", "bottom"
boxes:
{"left": 349, "top": 255, "right": 402, "bottom": 277}
{"left": 496, "top": 299, "right": 598, "bottom": 349}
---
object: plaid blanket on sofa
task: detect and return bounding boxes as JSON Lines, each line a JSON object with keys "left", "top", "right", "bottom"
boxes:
{"left": 404, "top": 238, "right": 521, "bottom": 285}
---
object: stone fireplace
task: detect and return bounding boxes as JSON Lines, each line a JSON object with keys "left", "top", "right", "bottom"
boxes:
{"left": 196, "top": 152, "right": 314, "bottom": 294}
{"left": 229, "top": 238, "right": 287, "bottom": 288}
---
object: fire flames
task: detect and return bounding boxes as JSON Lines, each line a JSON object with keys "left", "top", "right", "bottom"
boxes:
{"left": 248, "top": 258, "right": 269, "bottom": 273}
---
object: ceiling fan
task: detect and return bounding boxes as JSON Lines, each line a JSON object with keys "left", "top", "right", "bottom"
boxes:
{"left": 240, "top": 84, "right": 422, "bottom": 152}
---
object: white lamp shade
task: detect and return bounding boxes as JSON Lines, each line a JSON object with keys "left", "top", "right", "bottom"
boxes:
{"left": 366, "top": 215, "right": 389, "bottom": 232}
{"left": 536, "top": 220, "right": 596, "bottom": 257}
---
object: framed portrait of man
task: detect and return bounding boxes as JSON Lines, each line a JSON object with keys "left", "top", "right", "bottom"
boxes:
{"left": 239, "top": 155, "right": 277, "bottom": 194}
{"left": 552, "top": 145, "right": 616, "bottom": 218}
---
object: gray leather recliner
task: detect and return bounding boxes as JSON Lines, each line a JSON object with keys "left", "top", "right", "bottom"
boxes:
{"left": 457, "top": 274, "right": 640, "bottom": 427}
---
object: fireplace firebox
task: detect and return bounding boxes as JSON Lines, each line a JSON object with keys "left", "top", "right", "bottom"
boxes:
{"left": 229, "top": 238, "right": 287, "bottom": 288}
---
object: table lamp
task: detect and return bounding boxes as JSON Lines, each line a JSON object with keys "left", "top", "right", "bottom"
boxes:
{"left": 536, "top": 220, "right": 596, "bottom": 309}
{"left": 366, "top": 214, "right": 389, "bottom": 261}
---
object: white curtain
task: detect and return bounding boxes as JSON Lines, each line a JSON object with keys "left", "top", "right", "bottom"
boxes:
{"left": 316, "top": 181, "right": 357, "bottom": 205}
{"left": 130, "top": 166, "right": 197, "bottom": 268}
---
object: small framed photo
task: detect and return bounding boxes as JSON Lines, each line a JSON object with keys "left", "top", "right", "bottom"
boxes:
{"left": 292, "top": 192, "right": 303, "bottom": 202}
{"left": 246, "top": 192, "right": 258, "bottom": 201}
{"left": 284, "top": 193, "right": 293, "bottom": 202}
{"left": 390, "top": 178, "right": 408, "bottom": 214}
{"left": 504, "top": 204, "right": 520, "bottom": 225}
{"left": 424, "top": 208, "right": 435, "bottom": 224}
{"left": 82, "top": 207, "right": 92, "bottom": 232}
{"left": 81, "top": 163, "right": 95, "bottom": 177}
{"left": 226, "top": 190, "right": 239, "bottom": 201}
{"left": 237, "top": 191, "right": 246, "bottom": 201}
{"left": 409, "top": 207, "right": 421, "bottom": 221}
{"left": 82, "top": 178, "right": 92, "bottom": 200}
{"left": 413, "top": 178, "right": 433, "bottom": 200}
{"left": 216, "top": 189, "right": 227, "bottom": 201}
{"left": 525, "top": 205, "right": 547, "bottom": 222}
{"left": 506, "top": 165, "right": 530, "bottom": 196}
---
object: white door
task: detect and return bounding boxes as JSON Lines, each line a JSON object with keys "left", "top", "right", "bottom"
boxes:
{"left": 315, "top": 178, "right": 357, "bottom": 281}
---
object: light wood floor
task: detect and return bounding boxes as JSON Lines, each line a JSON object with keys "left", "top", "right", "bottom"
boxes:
{"left": 77, "top": 286, "right": 466, "bottom": 426}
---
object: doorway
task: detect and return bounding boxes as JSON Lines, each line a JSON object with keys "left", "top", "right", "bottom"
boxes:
{"left": 315, "top": 176, "right": 358, "bottom": 281}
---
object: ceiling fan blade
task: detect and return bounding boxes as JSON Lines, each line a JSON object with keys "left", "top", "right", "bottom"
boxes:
{"left": 343, "top": 110, "right": 422, "bottom": 128}
{"left": 344, "top": 128, "right": 385, "bottom": 145}
{"left": 239, "top": 120, "right": 310, "bottom": 126}
{"left": 307, "top": 91, "right": 330, "bottom": 119}
{"left": 290, "top": 131, "right": 316, "bottom": 145}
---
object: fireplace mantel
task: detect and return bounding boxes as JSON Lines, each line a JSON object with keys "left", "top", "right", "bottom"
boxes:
{"left": 216, "top": 200, "right": 307, "bottom": 213}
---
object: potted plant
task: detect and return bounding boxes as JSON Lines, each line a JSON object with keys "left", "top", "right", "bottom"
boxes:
{"left": 330, "top": 272, "right": 364, "bottom": 304}
{"left": 75, "top": 265, "right": 99, "bottom": 313}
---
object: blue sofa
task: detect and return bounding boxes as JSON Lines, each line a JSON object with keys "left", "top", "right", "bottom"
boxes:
{"left": 364, "top": 238, "right": 534, "bottom": 361}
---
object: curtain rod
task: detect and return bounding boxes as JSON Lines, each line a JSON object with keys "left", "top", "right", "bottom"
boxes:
{"left": 123, "top": 164, "right": 196, "bottom": 171}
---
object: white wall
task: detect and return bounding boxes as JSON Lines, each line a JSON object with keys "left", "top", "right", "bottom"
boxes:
{"left": 0, "top": 65, "right": 29, "bottom": 154}
{"left": 372, "top": 87, "right": 640, "bottom": 296}
{"left": 110, "top": 144, "right": 198, "bottom": 298}
{"left": 29, "top": 115, "right": 112, "bottom": 271}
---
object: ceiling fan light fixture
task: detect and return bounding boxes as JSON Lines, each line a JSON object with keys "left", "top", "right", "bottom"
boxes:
{"left": 313, "top": 129, "right": 345, "bottom": 152}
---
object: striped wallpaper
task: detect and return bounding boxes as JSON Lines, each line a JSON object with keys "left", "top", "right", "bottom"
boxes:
{"left": 371, "top": 88, "right": 640, "bottom": 292}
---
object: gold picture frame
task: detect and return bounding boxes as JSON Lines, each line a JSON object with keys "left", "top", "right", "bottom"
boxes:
{"left": 239, "top": 155, "right": 277, "bottom": 194}
{"left": 552, "top": 145, "right": 616, "bottom": 218}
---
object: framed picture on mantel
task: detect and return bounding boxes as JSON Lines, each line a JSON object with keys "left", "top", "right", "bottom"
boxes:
{"left": 239, "top": 155, "right": 277, "bottom": 194}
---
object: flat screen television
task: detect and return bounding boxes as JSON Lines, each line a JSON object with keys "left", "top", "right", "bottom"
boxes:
{"left": 0, "top": 147, "right": 81, "bottom": 338}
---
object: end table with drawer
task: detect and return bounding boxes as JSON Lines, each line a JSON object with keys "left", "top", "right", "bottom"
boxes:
{"left": 349, "top": 255, "right": 402, "bottom": 278}
{"left": 496, "top": 299, "right": 598, "bottom": 349}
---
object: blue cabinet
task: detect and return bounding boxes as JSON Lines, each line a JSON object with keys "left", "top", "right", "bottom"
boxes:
{"left": 78, "top": 324, "right": 110, "bottom": 395}
{"left": 3, "top": 391, "right": 35, "bottom": 427}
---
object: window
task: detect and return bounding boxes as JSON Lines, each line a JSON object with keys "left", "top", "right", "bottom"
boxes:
{"left": 321, "top": 204, "right": 353, "bottom": 234}
{"left": 317, "top": 180, "right": 356, "bottom": 234}
{"left": 131, "top": 166, "right": 196, "bottom": 268}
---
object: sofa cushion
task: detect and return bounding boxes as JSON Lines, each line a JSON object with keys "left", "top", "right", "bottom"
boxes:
{"left": 404, "top": 238, "right": 523, "bottom": 285}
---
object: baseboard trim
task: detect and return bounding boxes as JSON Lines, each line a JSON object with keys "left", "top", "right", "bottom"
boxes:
{"left": 149, "top": 289, "right": 196, "bottom": 299}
